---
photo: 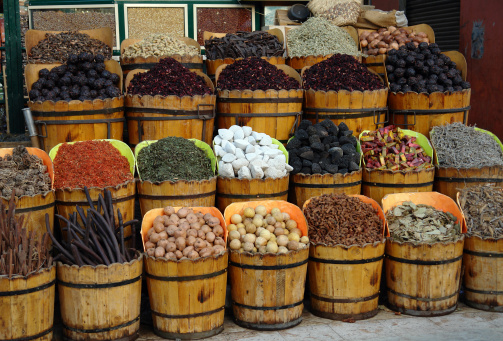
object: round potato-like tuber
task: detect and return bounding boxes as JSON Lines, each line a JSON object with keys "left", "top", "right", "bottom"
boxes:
{"left": 206, "top": 231, "right": 216, "bottom": 243}
{"left": 266, "top": 242, "right": 279, "bottom": 253}
{"left": 194, "top": 239, "right": 206, "bottom": 251}
{"left": 274, "top": 227, "right": 286, "bottom": 236}
{"left": 153, "top": 221, "right": 165, "bottom": 233}
{"left": 199, "top": 247, "right": 213, "bottom": 258}
{"left": 255, "top": 236, "right": 267, "bottom": 247}
{"left": 177, "top": 208, "right": 189, "bottom": 218}
{"left": 201, "top": 225, "right": 212, "bottom": 234}
{"left": 213, "top": 225, "right": 224, "bottom": 237}
{"left": 165, "top": 242, "right": 177, "bottom": 252}
{"left": 186, "top": 213, "right": 198, "bottom": 224}
{"left": 186, "top": 235, "right": 196, "bottom": 246}
{"left": 165, "top": 252, "right": 176, "bottom": 259}
{"left": 258, "top": 245, "right": 267, "bottom": 253}
{"left": 243, "top": 242, "right": 254, "bottom": 252}
{"left": 197, "top": 230, "right": 206, "bottom": 239}
{"left": 255, "top": 205, "right": 267, "bottom": 216}
{"left": 150, "top": 232, "right": 161, "bottom": 244}
{"left": 147, "top": 248, "right": 155, "bottom": 257}
{"left": 158, "top": 231, "right": 168, "bottom": 240}
{"left": 183, "top": 246, "right": 194, "bottom": 257}
{"left": 155, "top": 247, "right": 166, "bottom": 258}
{"left": 145, "top": 241, "right": 156, "bottom": 250}
{"left": 158, "top": 239, "right": 168, "bottom": 249}
{"left": 288, "top": 233, "right": 301, "bottom": 242}
{"left": 278, "top": 246, "right": 288, "bottom": 254}
{"left": 231, "top": 214, "right": 242, "bottom": 224}
{"left": 175, "top": 250, "right": 183, "bottom": 259}
{"left": 153, "top": 216, "right": 164, "bottom": 226}
{"left": 243, "top": 233, "right": 256, "bottom": 244}
{"left": 300, "top": 236, "right": 310, "bottom": 244}
{"left": 287, "top": 240, "right": 299, "bottom": 251}
{"left": 213, "top": 245, "right": 225, "bottom": 255}
{"left": 266, "top": 225, "right": 275, "bottom": 233}
{"left": 175, "top": 237, "right": 186, "bottom": 251}
{"left": 168, "top": 236, "right": 176, "bottom": 243}
{"left": 206, "top": 217, "right": 220, "bottom": 227}
{"left": 187, "top": 250, "right": 199, "bottom": 259}
{"left": 277, "top": 235, "right": 289, "bottom": 247}
{"left": 214, "top": 237, "right": 226, "bottom": 246}
{"left": 186, "top": 229, "right": 198, "bottom": 238}
{"left": 229, "top": 230, "right": 241, "bottom": 240}
{"left": 174, "top": 228, "right": 186, "bottom": 239}
{"left": 164, "top": 206, "right": 175, "bottom": 216}
{"left": 230, "top": 239, "right": 241, "bottom": 250}
{"left": 166, "top": 225, "right": 178, "bottom": 236}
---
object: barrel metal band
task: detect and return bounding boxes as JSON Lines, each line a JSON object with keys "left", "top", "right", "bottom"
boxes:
{"left": 63, "top": 316, "right": 139, "bottom": 333}
{"left": 218, "top": 112, "right": 301, "bottom": 118}
{"left": 309, "top": 255, "right": 384, "bottom": 264}
{"left": 232, "top": 300, "right": 303, "bottom": 311}
{"left": 56, "top": 193, "right": 135, "bottom": 207}
{"left": 31, "top": 107, "right": 123, "bottom": 117}
{"left": 363, "top": 62, "right": 385, "bottom": 67}
{"left": 138, "top": 190, "right": 216, "bottom": 200}
{"left": 218, "top": 97, "right": 303, "bottom": 103}
{"left": 151, "top": 306, "right": 224, "bottom": 319}
{"left": 229, "top": 258, "right": 308, "bottom": 270}
{"left": 310, "top": 292, "right": 379, "bottom": 303}
{"left": 218, "top": 190, "right": 288, "bottom": 199}
{"left": 145, "top": 268, "right": 226, "bottom": 282}
{"left": 0, "top": 279, "right": 55, "bottom": 296}
{"left": 463, "top": 249, "right": 503, "bottom": 258}
{"left": 14, "top": 201, "right": 55, "bottom": 214}
{"left": 386, "top": 254, "right": 462, "bottom": 265}
{"left": 304, "top": 107, "right": 388, "bottom": 125}
{"left": 464, "top": 287, "right": 503, "bottom": 295}
{"left": 291, "top": 180, "right": 362, "bottom": 188}
{"left": 58, "top": 275, "right": 141, "bottom": 289}
{"left": 435, "top": 177, "right": 503, "bottom": 183}
{"left": 388, "top": 288, "right": 459, "bottom": 302}
{"left": 362, "top": 181, "right": 434, "bottom": 188}
{"left": 0, "top": 326, "right": 53, "bottom": 341}
{"left": 122, "top": 62, "right": 203, "bottom": 70}
{"left": 391, "top": 106, "right": 471, "bottom": 128}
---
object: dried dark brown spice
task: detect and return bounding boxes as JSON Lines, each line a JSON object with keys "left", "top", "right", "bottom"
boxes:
{"left": 196, "top": 8, "right": 252, "bottom": 45}
{"left": 205, "top": 31, "right": 284, "bottom": 60}
{"left": 304, "top": 193, "right": 383, "bottom": 246}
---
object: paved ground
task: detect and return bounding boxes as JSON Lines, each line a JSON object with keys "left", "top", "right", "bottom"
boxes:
{"left": 137, "top": 303, "right": 503, "bottom": 341}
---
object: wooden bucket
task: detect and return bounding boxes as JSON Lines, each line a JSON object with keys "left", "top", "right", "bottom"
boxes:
{"left": 57, "top": 254, "right": 143, "bottom": 341}
{"left": 49, "top": 140, "right": 136, "bottom": 241}
{"left": 216, "top": 64, "right": 303, "bottom": 145}
{"left": 141, "top": 207, "right": 228, "bottom": 339}
{"left": 25, "top": 61, "right": 124, "bottom": 153}
{"left": 382, "top": 192, "right": 467, "bottom": 316}
{"left": 0, "top": 266, "right": 56, "bottom": 341}
{"left": 361, "top": 129, "right": 435, "bottom": 205}
{"left": 204, "top": 29, "right": 286, "bottom": 83}
{"left": 388, "top": 51, "right": 470, "bottom": 138}
{"left": 0, "top": 147, "right": 55, "bottom": 235}
{"left": 224, "top": 200, "right": 309, "bottom": 330}
{"left": 124, "top": 70, "right": 216, "bottom": 145}
{"left": 433, "top": 128, "right": 503, "bottom": 201}
{"left": 305, "top": 195, "right": 387, "bottom": 320}
{"left": 121, "top": 37, "right": 203, "bottom": 78}
{"left": 135, "top": 139, "right": 217, "bottom": 216}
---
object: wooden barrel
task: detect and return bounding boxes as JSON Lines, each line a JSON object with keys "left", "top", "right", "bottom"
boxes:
{"left": 57, "top": 254, "right": 143, "bottom": 341}
{"left": 382, "top": 192, "right": 467, "bottom": 316}
{"left": 306, "top": 195, "right": 386, "bottom": 320}
{"left": 462, "top": 236, "right": 503, "bottom": 312}
{"left": 224, "top": 200, "right": 309, "bottom": 330}
{"left": 25, "top": 61, "right": 124, "bottom": 153}
{"left": 124, "top": 70, "right": 216, "bottom": 145}
{"left": 0, "top": 266, "right": 56, "bottom": 341}
{"left": 0, "top": 147, "right": 55, "bottom": 235}
{"left": 141, "top": 207, "right": 228, "bottom": 339}
{"left": 289, "top": 170, "right": 362, "bottom": 209}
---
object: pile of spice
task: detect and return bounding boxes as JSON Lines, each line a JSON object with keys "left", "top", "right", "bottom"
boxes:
{"left": 29, "top": 53, "right": 121, "bottom": 102}
{"left": 386, "top": 43, "right": 471, "bottom": 93}
{"left": 430, "top": 123, "right": 503, "bottom": 169}
{"left": 360, "top": 125, "right": 433, "bottom": 171}
{"left": 127, "top": 58, "right": 211, "bottom": 97}
{"left": 137, "top": 137, "right": 214, "bottom": 183}
{"left": 303, "top": 54, "right": 385, "bottom": 92}
{"left": 145, "top": 206, "right": 226, "bottom": 260}
{"left": 304, "top": 194, "right": 383, "bottom": 246}
{"left": 196, "top": 7, "right": 253, "bottom": 45}
{"left": 0, "top": 145, "right": 51, "bottom": 198}
{"left": 217, "top": 57, "right": 299, "bottom": 91}
{"left": 287, "top": 120, "right": 360, "bottom": 175}
{"left": 122, "top": 34, "right": 199, "bottom": 59}
{"left": 458, "top": 185, "right": 503, "bottom": 238}
{"left": 214, "top": 126, "right": 292, "bottom": 179}
{"left": 227, "top": 205, "right": 309, "bottom": 254}
{"left": 28, "top": 31, "right": 112, "bottom": 64}
{"left": 286, "top": 17, "right": 360, "bottom": 58}
{"left": 360, "top": 26, "right": 430, "bottom": 56}
{"left": 205, "top": 31, "right": 284, "bottom": 60}
{"left": 53, "top": 140, "right": 133, "bottom": 189}
{"left": 386, "top": 202, "right": 461, "bottom": 243}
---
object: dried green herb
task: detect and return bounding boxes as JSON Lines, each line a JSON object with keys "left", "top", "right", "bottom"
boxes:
{"left": 386, "top": 202, "right": 461, "bottom": 243}
{"left": 458, "top": 185, "right": 503, "bottom": 238}
{"left": 137, "top": 137, "right": 213, "bottom": 182}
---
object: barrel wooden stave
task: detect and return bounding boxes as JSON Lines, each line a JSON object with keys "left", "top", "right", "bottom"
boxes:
{"left": 216, "top": 176, "right": 289, "bottom": 213}
{"left": 309, "top": 241, "right": 385, "bottom": 320}
{"left": 362, "top": 55, "right": 386, "bottom": 80}
{"left": 289, "top": 171, "right": 362, "bottom": 208}
{"left": 137, "top": 178, "right": 217, "bottom": 217}
{"left": 207, "top": 56, "right": 285, "bottom": 83}
{"left": 144, "top": 252, "right": 228, "bottom": 339}
{"left": 286, "top": 55, "right": 333, "bottom": 74}
{"left": 386, "top": 237, "right": 464, "bottom": 316}
{"left": 463, "top": 236, "right": 503, "bottom": 311}
{"left": 229, "top": 248, "right": 308, "bottom": 330}
{"left": 57, "top": 255, "right": 143, "bottom": 341}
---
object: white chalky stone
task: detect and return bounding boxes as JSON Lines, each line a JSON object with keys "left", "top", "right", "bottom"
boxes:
{"left": 233, "top": 129, "right": 245, "bottom": 141}
{"left": 219, "top": 163, "right": 235, "bottom": 178}
{"left": 232, "top": 158, "right": 249, "bottom": 171}
{"left": 218, "top": 161, "right": 225, "bottom": 171}
{"left": 251, "top": 131, "right": 260, "bottom": 140}
{"left": 265, "top": 167, "right": 284, "bottom": 179}
{"left": 251, "top": 158, "right": 268, "bottom": 169}
{"left": 268, "top": 158, "right": 286, "bottom": 171}
{"left": 214, "top": 145, "right": 225, "bottom": 157}
{"left": 259, "top": 135, "right": 273, "bottom": 146}
{"left": 285, "top": 164, "right": 294, "bottom": 172}
{"left": 238, "top": 166, "right": 252, "bottom": 180}
{"left": 269, "top": 144, "right": 279, "bottom": 149}
{"left": 222, "top": 154, "right": 236, "bottom": 163}
{"left": 224, "top": 141, "right": 236, "bottom": 154}
{"left": 262, "top": 155, "right": 270, "bottom": 163}
{"left": 214, "top": 135, "right": 222, "bottom": 146}
{"left": 218, "top": 129, "right": 233, "bottom": 141}
{"left": 248, "top": 136, "right": 257, "bottom": 145}
{"left": 228, "top": 125, "right": 241, "bottom": 133}
{"left": 275, "top": 154, "right": 287, "bottom": 164}
{"left": 264, "top": 149, "right": 280, "bottom": 157}
{"left": 245, "top": 153, "right": 258, "bottom": 161}
{"left": 250, "top": 164, "right": 264, "bottom": 179}
{"left": 245, "top": 144, "right": 255, "bottom": 154}
{"left": 235, "top": 148, "right": 245, "bottom": 159}
{"left": 242, "top": 126, "right": 252, "bottom": 137}
{"left": 233, "top": 139, "right": 249, "bottom": 150}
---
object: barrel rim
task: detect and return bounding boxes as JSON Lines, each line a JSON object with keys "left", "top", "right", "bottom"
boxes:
{"left": 28, "top": 96, "right": 124, "bottom": 106}
{"left": 388, "top": 88, "right": 471, "bottom": 97}
{"left": 125, "top": 93, "right": 216, "bottom": 102}
{"left": 229, "top": 245, "right": 308, "bottom": 261}
{"left": 121, "top": 53, "right": 203, "bottom": 65}
{"left": 56, "top": 251, "right": 143, "bottom": 272}
{"left": 304, "top": 87, "right": 388, "bottom": 97}
{"left": 291, "top": 169, "right": 362, "bottom": 181}
{"left": 386, "top": 234, "right": 465, "bottom": 248}
{"left": 363, "top": 165, "right": 435, "bottom": 175}
{"left": 464, "top": 234, "right": 503, "bottom": 242}
{"left": 137, "top": 176, "right": 217, "bottom": 187}
{"left": 309, "top": 237, "right": 386, "bottom": 250}
{"left": 434, "top": 164, "right": 503, "bottom": 172}
{"left": 217, "top": 88, "right": 304, "bottom": 97}
{"left": 206, "top": 56, "right": 286, "bottom": 64}
{"left": 0, "top": 262, "right": 55, "bottom": 281}
{"left": 54, "top": 178, "right": 136, "bottom": 194}
{"left": 0, "top": 189, "right": 55, "bottom": 202}
{"left": 217, "top": 174, "right": 289, "bottom": 184}
{"left": 144, "top": 248, "right": 228, "bottom": 264}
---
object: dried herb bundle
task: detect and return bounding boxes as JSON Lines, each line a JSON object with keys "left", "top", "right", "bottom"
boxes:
{"left": 386, "top": 202, "right": 461, "bottom": 243}
{"left": 46, "top": 187, "right": 138, "bottom": 266}
{"left": 304, "top": 194, "right": 383, "bottom": 246}
{"left": 458, "top": 185, "right": 503, "bottom": 238}
{"left": 430, "top": 123, "right": 503, "bottom": 169}
{"left": 138, "top": 137, "right": 214, "bottom": 182}
{"left": 0, "top": 193, "right": 52, "bottom": 278}
{"left": 205, "top": 31, "right": 284, "bottom": 60}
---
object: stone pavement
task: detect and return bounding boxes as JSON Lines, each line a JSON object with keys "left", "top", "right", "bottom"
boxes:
{"left": 137, "top": 303, "right": 503, "bottom": 341}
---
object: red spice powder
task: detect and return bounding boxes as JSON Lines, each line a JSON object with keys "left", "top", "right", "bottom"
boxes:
{"left": 53, "top": 140, "right": 133, "bottom": 189}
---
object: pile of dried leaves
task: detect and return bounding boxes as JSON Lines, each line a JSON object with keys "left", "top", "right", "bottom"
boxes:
{"left": 304, "top": 194, "right": 383, "bottom": 246}
{"left": 386, "top": 202, "right": 461, "bottom": 243}
{"left": 458, "top": 185, "right": 503, "bottom": 238}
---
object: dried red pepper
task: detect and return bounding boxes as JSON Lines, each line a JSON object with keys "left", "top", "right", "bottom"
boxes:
{"left": 53, "top": 140, "right": 133, "bottom": 189}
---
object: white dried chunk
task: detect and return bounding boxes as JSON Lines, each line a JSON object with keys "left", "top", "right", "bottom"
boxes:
{"left": 245, "top": 144, "right": 255, "bottom": 154}
{"left": 232, "top": 158, "right": 249, "bottom": 171}
{"left": 218, "top": 129, "right": 233, "bottom": 141}
{"left": 214, "top": 135, "right": 222, "bottom": 146}
{"left": 265, "top": 167, "right": 285, "bottom": 179}
{"left": 228, "top": 125, "right": 242, "bottom": 133}
{"left": 268, "top": 158, "right": 286, "bottom": 171}
{"left": 222, "top": 154, "right": 237, "bottom": 163}
{"left": 245, "top": 153, "right": 258, "bottom": 161}
{"left": 250, "top": 164, "right": 265, "bottom": 179}
{"left": 242, "top": 126, "right": 253, "bottom": 137}
{"left": 259, "top": 135, "right": 273, "bottom": 146}
{"left": 238, "top": 166, "right": 252, "bottom": 180}
{"left": 234, "top": 139, "right": 249, "bottom": 150}
{"left": 285, "top": 164, "right": 294, "bottom": 172}
{"left": 235, "top": 148, "right": 245, "bottom": 159}
{"left": 234, "top": 129, "right": 245, "bottom": 141}
{"left": 269, "top": 144, "right": 279, "bottom": 149}
{"left": 224, "top": 141, "right": 236, "bottom": 154}
{"left": 248, "top": 136, "right": 257, "bottom": 145}
{"left": 219, "top": 163, "right": 235, "bottom": 178}
{"left": 250, "top": 158, "right": 269, "bottom": 169}
{"left": 214, "top": 145, "right": 225, "bottom": 157}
